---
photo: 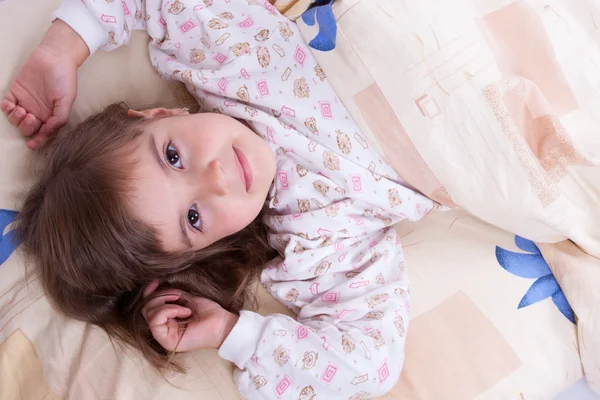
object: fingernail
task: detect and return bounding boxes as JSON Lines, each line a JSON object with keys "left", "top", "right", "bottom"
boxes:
{"left": 16, "top": 109, "right": 25, "bottom": 118}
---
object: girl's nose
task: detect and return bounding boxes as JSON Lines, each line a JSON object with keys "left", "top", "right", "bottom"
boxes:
{"left": 204, "top": 159, "right": 229, "bottom": 196}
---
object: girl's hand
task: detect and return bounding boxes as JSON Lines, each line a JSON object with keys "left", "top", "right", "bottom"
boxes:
{"left": 1, "top": 20, "right": 88, "bottom": 150}
{"left": 142, "top": 281, "right": 239, "bottom": 352}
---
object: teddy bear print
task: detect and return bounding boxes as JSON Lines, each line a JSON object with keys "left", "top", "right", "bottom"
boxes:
{"left": 304, "top": 117, "right": 318, "bottom": 135}
{"left": 244, "top": 106, "right": 258, "bottom": 117}
{"left": 366, "top": 310, "right": 384, "bottom": 320}
{"left": 325, "top": 203, "right": 340, "bottom": 218}
{"left": 336, "top": 130, "right": 352, "bottom": 154}
{"left": 301, "top": 351, "right": 319, "bottom": 370}
{"left": 296, "top": 165, "right": 308, "bottom": 177}
{"left": 135, "top": 10, "right": 142, "bottom": 19}
{"left": 320, "top": 236, "right": 332, "bottom": 247}
{"left": 335, "top": 187, "right": 347, "bottom": 196}
{"left": 190, "top": 48, "right": 206, "bottom": 64}
{"left": 314, "top": 260, "right": 331, "bottom": 276}
{"left": 230, "top": 42, "right": 252, "bottom": 57}
{"left": 342, "top": 335, "right": 356, "bottom": 353}
{"left": 297, "top": 199, "right": 310, "bottom": 213}
{"left": 314, "top": 64, "right": 326, "bottom": 81}
{"left": 297, "top": 232, "right": 309, "bottom": 240}
{"left": 394, "top": 315, "right": 406, "bottom": 338}
{"left": 219, "top": 11, "right": 234, "bottom": 19}
{"left": 204, "top": 0, "right": 214, "bottom": 6}
{"left": 345, "top": 270, "right": 360, "bottom": 279}
{"left": 366, "top": 293, "right": 389, "bottom": 308}
{"left": 298, "top": 385, "right": 316, "bottom": 400}
{"left": 279, "top": 22, "right": 294, "bottom": 41}
{"left": 363, "top": 209, "right": 374, "bottom": 217}
{"left": 375, "top": 213, "right": 393, "bottom": 227}
{"left": 312, "top": 180, "right": 329, "bottom": 196}
{"left": 323, "top": 151, "right": 341, "bottom": 171}
{"left": 271, "top": 108, "right": 282, "bottom": 117}
{"left": 274, "top": 234, "right": 287, "bottom": 250}
{"left": 108, "top": 31, "right": 117, "bottom": 46}
{"left": 253, "top": 375, "right": 267, "bottom": 389}
{"left": 293, "top": 241, "right": 306, "bottom": 254}
{"left": 368, "top": 329, "right": 385, "bottom": 349}
{"left": 254, "top": 29, "right": 270, "bottom": 42}
{"left": 388, "top": 188, "right": 403, "bottom": 207}
{"left": 181, "top": 70, "right": 193, "bottom": 85}
{"left": 349, "top": 392, "right": 371, "bottom": 400}
{"left": 208, "top": 18, "right": 228, "bottom": 29}
{"left": 394, "top": 288, "right": 408, "bottom": 298}
{"left": 370, "top": 249, "right": 389, "bottom": 263}
{"left": 294, "top": 78, "right": 310, "bottom": 98}
{"left": 285, "top": 288, "right": 300, "bottom": 303}
{"left": 257, "top": 47, "right": 271, "bottom": 68}
{"left": 273, "top": 345, "right": 291, "bottom": 366}
{"left": 236, "top": 85, "right": 250, "bottom": 103}
{"left": 375, "top": 273, "right": 385, "bottom": 285}
{"left": 168, "top": 0, "right": 185, "bottom": 14}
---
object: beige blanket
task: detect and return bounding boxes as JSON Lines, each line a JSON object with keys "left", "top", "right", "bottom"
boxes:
{"left": 292, "top": 0, "right": 600, "bottom": 395}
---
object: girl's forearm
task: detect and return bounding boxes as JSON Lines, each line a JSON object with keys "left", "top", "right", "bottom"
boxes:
{"left": 40, "top": 19, "right": 89, "bottom": 68}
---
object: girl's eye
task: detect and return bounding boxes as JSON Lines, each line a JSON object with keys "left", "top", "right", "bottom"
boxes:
{"left": 166, "top": 143, "right": 182, "bottom": 169}
{"left": 187, "top": 205, "right": 202, "bottom": 231}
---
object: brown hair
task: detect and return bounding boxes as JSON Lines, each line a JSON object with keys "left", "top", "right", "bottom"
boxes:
{"left": 15, "top": 103, "right": 276, "bottom": 371}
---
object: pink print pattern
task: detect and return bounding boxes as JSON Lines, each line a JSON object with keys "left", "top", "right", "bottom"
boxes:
{"left": 179, "top": 18, "right": 197, "bottom": 33}
{"left": 319, "top": 101, "right": 333, "bottom": 119}
{"left": 321, "top": 364, "right": 338, "bottom": 383}
{"left": 101, "top": 14, "right": 117, "bottom": 23}
{"left": 257, "top": 80, "right": 270, "bottom": 97}
{"left": 275, "top": 376, "right": 292, "bottom": 397}
{"left": 294, "top": 45, "right": 307, "bottom": 65}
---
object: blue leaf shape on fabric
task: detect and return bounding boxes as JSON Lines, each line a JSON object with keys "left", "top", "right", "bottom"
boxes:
{"left": 551, "top": 291, "right": 576, "bottom": 324}
{"left": 495, "top": 247, "right": 551, "bottom": 279}
{"left": 518, "top": 274, "right": 560, "bottom": 309}
{"left": 0, "top": 209, "right": 20, "bottom": 266}
{"left": 302, "top": 0, "right": 337, "bottom": 52}
{"left": 496, "top": 236, "right": 575, "bottom": 324}
{"left": 514, "top": 235, "right": 541, "bottom": 254}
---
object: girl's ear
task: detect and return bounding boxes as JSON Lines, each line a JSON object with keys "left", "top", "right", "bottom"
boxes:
{"left": 127, "top": 107, "right": 190, "bottom": 119}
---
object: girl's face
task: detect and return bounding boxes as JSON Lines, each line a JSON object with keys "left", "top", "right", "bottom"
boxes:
{"left": 128, "top": 110, "right": 275, "bottom": 252}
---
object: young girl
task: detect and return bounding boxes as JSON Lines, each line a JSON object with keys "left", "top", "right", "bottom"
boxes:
{"left": 2, "top": 0, "right": 435, "bottom": 398}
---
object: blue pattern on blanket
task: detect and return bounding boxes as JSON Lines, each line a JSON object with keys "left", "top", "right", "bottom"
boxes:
{"left": 0, "top": 209, "right": 20, "bottom": 266}
{"left": 302, "top": 0, "right": 337, "bottom": 51}
{"left": 496, "top": 236, "right": 575, "bottom": 324}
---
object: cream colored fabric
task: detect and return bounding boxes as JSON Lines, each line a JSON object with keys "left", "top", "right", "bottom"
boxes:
{"left": 540, "top": 241, "right": 600, "bottom": 395}
{"left": 296, "top": 0, "right": 600, "bottom": 259}
{"left": 0, "top": 330, "right": 60, "bottom": 400}
{"left": 0, "top": 0, "right": 587, "bottom": 399}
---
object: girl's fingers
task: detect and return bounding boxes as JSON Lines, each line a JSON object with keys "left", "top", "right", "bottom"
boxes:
{"left": 147, "top": 304, "right": 192, "bottom": 328}
{"left": 18, "top": 114, "right": 42, "bottom": 137}
{"left": 143, "top": 280, "right": 160, "bottom": 298}
{"left": 6, "top": 106, "right": 27, "bottom": 127}
{"left": 1, "top": 99, "right": 16, "bottom": 115}
{"left": 141, "top": 292, "right": 182, "bottom": 320}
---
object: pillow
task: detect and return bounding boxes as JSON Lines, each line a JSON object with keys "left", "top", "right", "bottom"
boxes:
{"left": 296, "top": 0, "right": 600, "bottom": 258}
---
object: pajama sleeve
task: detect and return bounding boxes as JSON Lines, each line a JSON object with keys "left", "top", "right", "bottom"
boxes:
{"left": 53, "top": 0, "right": 160, "bottom": 54}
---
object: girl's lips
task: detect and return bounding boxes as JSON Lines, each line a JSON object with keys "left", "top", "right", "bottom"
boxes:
{"left": 233, "top": 147, "right": 253, "bottom": 192}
